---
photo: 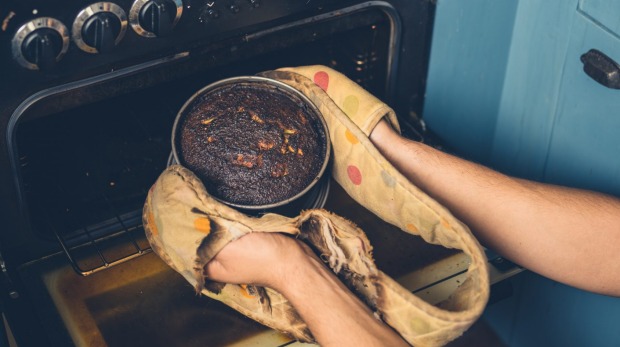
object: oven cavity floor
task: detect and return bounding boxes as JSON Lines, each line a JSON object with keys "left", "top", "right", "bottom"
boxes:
{"left": 40, "top": 252, "right": 291, "bottom": 347}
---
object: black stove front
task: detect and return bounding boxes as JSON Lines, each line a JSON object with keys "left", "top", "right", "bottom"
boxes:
{"left": 0, "top": 1, "right": 441, "bottom": 346}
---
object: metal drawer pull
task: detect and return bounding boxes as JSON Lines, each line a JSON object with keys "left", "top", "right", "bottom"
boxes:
{"left": 580, "top": 49, "right": 620, "bottom": 89}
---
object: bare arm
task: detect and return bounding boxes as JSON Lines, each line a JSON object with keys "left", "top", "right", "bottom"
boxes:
{"left": 204, "top": 232, "right": 409, "bottom": 347}
{"left": 370, "top": 120, "right": 620, "bottom": 297}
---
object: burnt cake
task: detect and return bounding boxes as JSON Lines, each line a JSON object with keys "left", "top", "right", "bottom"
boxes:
{"left": 175, "top": 80, "right": 328, "bottom": 207}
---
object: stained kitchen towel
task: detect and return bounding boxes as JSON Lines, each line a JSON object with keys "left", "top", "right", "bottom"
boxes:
{"left": 143, "top": 66, "right": 490, "bottom": 347}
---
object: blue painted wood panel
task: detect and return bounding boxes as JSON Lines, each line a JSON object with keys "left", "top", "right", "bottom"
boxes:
{"left": 543, "top": 14, "right": 620, "bottom": 196}
{"left": 425, "top": 1, "right": 620, "bottom": 346}
{"left": 490, "top": 0, "right": 579, "bottom": 180}
{"left": 579, "top": 0, "right": 620, "bottom": 37}
{"left": 423, "top": 0, "right": 518, "bottom": 163}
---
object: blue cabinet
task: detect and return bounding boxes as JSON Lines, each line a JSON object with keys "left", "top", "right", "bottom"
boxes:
{"left": 424, "top": 0, "right": 518, "bottom": 164}
{"left": 579, "top": 0, "right": 620, "bottom": 36}
{"left": 425, "top": 0, "right": 620, "bottom": 196}
{"left": 544, "top": 14, "right": 620, "bottom": 194}
{"left": 425, "top": 1, "right": 620, "bottom": 346}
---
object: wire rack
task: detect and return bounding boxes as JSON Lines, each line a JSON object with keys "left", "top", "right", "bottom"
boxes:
{"left": 17, "top": 91, "right": 172, "bottom": 277}
{"left": 51, "top": 207, "right": 152, "bottom": 276}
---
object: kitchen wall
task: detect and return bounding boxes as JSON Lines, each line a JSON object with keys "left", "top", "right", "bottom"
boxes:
{"left": 424, "top": 0, "right": 620, "bottom": 346}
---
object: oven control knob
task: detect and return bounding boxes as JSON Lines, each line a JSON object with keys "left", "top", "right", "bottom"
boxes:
{"left": 73, "top": 2, "right": 127, "bottom": 54}
{"left": 130, "top": 0, "right": 183, "bottom": 38}
{"left": 11, "top": 17, "right": 69, "bottom": 70}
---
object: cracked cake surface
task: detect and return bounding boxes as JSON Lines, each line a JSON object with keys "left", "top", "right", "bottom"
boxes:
{"left": 176, "top": 81, "right": 327, "bottom": 206}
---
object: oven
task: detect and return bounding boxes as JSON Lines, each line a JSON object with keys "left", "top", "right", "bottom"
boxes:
{"left": 0, "top": 1, "right": 519, "bottom": 346}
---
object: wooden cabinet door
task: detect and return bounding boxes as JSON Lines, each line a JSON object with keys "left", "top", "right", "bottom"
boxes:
{"left": 543, "top": 12, "right": 620, "bottom": 195}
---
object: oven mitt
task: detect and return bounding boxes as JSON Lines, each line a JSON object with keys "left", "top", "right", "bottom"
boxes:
{"left": 143, "top": 165, "right": 315, "bottom": 341}
{"left": 259, "top": 66, "right": 490, "bottom": 345}
{"left": 143, "top": 66, "right": 490, "bottom": 347}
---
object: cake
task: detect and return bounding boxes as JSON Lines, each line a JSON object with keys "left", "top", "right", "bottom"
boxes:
{"left": 175, "top": 80, "right": 328, "bottom": 207}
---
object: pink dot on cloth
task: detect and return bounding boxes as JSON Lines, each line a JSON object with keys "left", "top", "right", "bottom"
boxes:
{"left": 347, "top": 165, "right": 362, "bottom": 185}
{"left": 314, "top": 71, "right": 329, "bottom": 91}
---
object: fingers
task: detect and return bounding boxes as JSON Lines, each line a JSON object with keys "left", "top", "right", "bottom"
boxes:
{"left": 203, "top": 258, "right": 225, "bottom": 281}
{"left": 202, "top": 233, "right": 303, "bottom": 288}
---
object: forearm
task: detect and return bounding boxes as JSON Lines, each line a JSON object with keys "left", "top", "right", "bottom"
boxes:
{"left": 273, "top": 247, "right": 409, "bottom": 347}
{"left": 371, "top": 121, "right": 620, "bottom": 296}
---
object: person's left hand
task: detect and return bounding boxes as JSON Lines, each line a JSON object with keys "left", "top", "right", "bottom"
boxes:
{"left": 203, "top": 232, "right": 311, "bottom": 291}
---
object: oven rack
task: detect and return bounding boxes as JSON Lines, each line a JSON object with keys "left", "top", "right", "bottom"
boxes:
{"left": 52, "top": 209, "right": 152, "bottom": 276}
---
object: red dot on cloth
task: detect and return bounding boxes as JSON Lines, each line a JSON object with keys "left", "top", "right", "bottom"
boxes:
{"left": 347, "top": 165, "right": 362, "bottom": 185}
{"left": 313, "top": 71, "right": 329, "bottom": 91}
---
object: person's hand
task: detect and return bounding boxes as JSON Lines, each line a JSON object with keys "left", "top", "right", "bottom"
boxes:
{"left": 203, "top": 232, "right": 309, "bottom": 291}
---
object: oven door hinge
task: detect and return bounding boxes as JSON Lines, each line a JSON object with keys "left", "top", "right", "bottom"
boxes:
{"left": 0, "top": 252, "right": 19, "bottom": 299}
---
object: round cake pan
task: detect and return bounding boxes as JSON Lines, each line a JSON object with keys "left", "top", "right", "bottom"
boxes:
{"left": 171, "top": 76, "right": 331, "bottom": 211}
{"left": 166, "top": 152, "right": 330, "bottom": 216}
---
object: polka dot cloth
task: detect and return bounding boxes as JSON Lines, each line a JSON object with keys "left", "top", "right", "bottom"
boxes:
{"left": 281, "top": 66, "right": 431, "bottom": 241}
{"left": 314, "top": 70, "right": 367, "bottom": 187}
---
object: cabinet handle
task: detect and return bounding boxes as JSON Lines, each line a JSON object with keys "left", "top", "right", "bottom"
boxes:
{"left": 580, "top": 49, "right": 620, "bottom": 89}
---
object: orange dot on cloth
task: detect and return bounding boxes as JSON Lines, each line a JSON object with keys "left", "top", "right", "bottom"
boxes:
{"left": 344, "top": 129, "right": 359, "bottom": 144}
{"left": 194, "top": 217, "right": 212, "bottom": 235}
{"left": 440, "top": 218, "right": 451, "bottom": 229}
{"left": 313, "top": 71, "right": 329, "bottom": 91}
{"left": 406, "top": 223, "right": 419, "bottom": 233}
{"left": 347, "top": 165, "right": 362, "bottom": 185}
{"left": 342, "top": 95, "right": 359, "bottom": 117}
{"left": 147, "top": 211, "right": 159, "bottom": 236}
